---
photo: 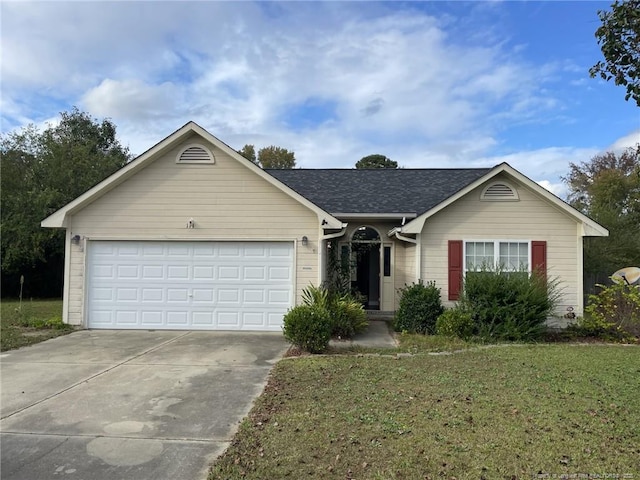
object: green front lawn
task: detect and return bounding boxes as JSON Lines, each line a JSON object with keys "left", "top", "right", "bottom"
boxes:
{"left": 1, "top": 299, "right": 74, "bottom": 351}
{"left": 210, "top": 344, "right": 640, "bottom": 479}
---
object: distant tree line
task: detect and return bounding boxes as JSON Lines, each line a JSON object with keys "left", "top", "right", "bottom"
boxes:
{"left": 1, "top": 108, "right": 131, "bottom": 297}
{"left": 2, "top": 108, "right": 637, "bottom": 300}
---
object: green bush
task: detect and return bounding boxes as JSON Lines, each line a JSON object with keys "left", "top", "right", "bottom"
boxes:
{"left": 460, "top": 268, "right": 560, "bottom": 341}
{"left": 301, "top": 285, "right": 368, "bottom": 339}
{"left": 394, "top": 281, "right": 444, "bottom": 334}
{"left": 282, "top": 305, "right": 331, "bottom": 353}
{"left": 435, "top": 308, "right": 474, "bottom": 339}
{"left": 575, "top": 281, "right": 640, "bottom": 339}
{"left": 331, "top": 294, "right": 368, "bottom": 339}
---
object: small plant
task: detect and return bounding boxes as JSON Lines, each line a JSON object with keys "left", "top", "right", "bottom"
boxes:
{"left": 283, "top": 305, "right": 331, "bottom": 353}
{"left": 576, "top": 281, "right": 640, "bottom": 339}
{"left": 301, "top": 285, "right": 368, "bottom": 339}
{"left": 331, "top": 294, "right": 368, "bottom": 339}
{"left": 394, "top": 281, "right": 444, "bottom": 334}
{"left": 435, "top": 308, "right": 474, "bottom": 339}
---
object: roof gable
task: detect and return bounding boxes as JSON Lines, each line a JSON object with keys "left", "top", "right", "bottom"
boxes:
{"left": 41, "top": 122, "right": 342, "bottom": 229}
{"left": 400, "top": 163, "right": 608, "bottom": 237}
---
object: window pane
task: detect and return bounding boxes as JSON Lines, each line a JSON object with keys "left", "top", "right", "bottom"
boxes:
{"left": 466, "top": 242, "right": 494, "bottom": 271}
{"left": 499, "top": 242, "right": 528, "bottom": 271}
{"left": 383, "top": 246, "right": 391, "bottom": 277}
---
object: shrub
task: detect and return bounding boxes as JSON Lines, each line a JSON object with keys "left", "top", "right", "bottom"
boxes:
{"left": 460, "top": 267, "right": 560, "bottom": 341}
{"left": 301, "top": 285, "right": 368, "bottom": 339}
{"left": 577, "top": 281, "right": 640, "bottom": 339}
{"left": 331, "top": 294, "right": 368, "bottom": 339}
{"left": 282, "top": 305, "right": 331, "bottom": 353}
{"left": 394, "top": 281, "right": 444, "bottom": 334}
{"left": 435, "top": 308, "right": 474, "bottom": 339}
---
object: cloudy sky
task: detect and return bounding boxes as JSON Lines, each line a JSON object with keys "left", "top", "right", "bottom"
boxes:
{"left": 2, "top": 1, "right": 639, "bottom": 197}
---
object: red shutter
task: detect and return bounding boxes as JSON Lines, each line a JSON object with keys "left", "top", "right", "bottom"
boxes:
{"left": 448, "top": 240, "right": 463, "bottom": 300}
{"left": 531, "top": 241, "right": 547, "bottom": 279}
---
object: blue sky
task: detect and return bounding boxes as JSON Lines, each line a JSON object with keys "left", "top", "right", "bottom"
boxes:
{"left": 2, "top": 1, "right": 638, "bottom": 197}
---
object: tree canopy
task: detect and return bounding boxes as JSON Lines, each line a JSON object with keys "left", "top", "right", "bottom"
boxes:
{"left": 589, "top": 0, "right": 640, "bottom": 107}
{"left": 1, "top": 108, "right": 131, "bottom": 297}
{"left": 355, "top": 154, "right": 398, "bottom": 169}
{"left": 238, "top": 144, "right": 296, "bottom": 169}
{"left": 564, "top": 147, "right": 640, "bottom": 275}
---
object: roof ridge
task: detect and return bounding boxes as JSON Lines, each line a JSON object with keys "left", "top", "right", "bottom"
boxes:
{"left": 265, "top": 167, "right": 492, "bottom": 172}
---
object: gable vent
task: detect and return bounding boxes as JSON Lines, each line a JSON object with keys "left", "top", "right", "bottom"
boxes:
{"left": 176, "top": 144, "right": 214, "bottom": 164}
{"left": 481, "top": 182, "right": 518, "bottom": 201}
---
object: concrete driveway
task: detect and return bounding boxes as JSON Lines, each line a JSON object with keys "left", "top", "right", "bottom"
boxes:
{"left": 0, "top": 330, "right": 288, "bottom": 480}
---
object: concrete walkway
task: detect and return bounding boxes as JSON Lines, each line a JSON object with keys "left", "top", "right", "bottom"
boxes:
{"left": 329, "top": 320, "right": 397, "bottom": 349}
{"left": 0, "top": 330, "right": 288, "bottom": 480}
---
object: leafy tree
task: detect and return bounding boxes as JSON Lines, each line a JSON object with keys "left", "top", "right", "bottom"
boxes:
{"left": 355, "top": 154, "right": 398, "bottom": 169}
{"left": 257, "top": 145, "right": 296, "bottom": 169}
{"left": 564, "top": 147, "right": 640, "bottom": 275}
{"left": 237, "top": 144, "right": 296, "bottom": 168}
{"left": 589, "top": 0, "right": 640, "bottom": 106}
{"left": 1, "top": 108, "right": 130, "bottom": 297}
{"left": 237, "top": 144, "right": 256, "bottom": 163}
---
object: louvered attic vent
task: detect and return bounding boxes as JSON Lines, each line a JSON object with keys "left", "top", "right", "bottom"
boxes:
{"left": 481, "top": 182, "right": 519, "bottom": 201}
{"left": 176, "top": 144, "right": 214, "bottom": 164}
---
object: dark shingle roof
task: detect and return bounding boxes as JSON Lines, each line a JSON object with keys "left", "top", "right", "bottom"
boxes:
{"left": 266, "top": 168, "right": 492, "bottom": 216}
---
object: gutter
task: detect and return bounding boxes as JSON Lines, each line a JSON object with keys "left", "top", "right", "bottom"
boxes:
{"left": 318, "top": 224, "right": 348, "bottom": 285}
{"left": 321, "top": 224, "right": 348, "bottom": 241}
{"left": 389, "top": 227, "right": 417, "bottom": 244}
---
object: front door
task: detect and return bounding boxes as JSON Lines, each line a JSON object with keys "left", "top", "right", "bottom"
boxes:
{"left": 348, "top": 226, "right": 382, "bottom": 310}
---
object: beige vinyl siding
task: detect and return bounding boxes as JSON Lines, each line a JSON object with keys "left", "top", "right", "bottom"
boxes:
{"left": 66, "top": 135, "right": 319, "bottom": 326}
{"left": 421, "top": 175, "right": 581, "bottom": 325}
{"left": 393, "top": 242, "right": 416, "bottom": 309}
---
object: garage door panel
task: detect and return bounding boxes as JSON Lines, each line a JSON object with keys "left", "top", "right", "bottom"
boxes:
{"left": 193, "top": 266, "right": 214, "bottom": 279}
{"left": 218, "top": 311, "right": 240, "bottom": 327}
{"left": 116, "top": 288, "right": 138, "bottom": 301}
{"left": 87, "top": 241, "right": 293, "bottom": 331}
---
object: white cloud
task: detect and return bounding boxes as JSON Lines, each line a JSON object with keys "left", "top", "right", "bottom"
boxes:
{"left": 537, "top": 180, "right": 568, "bottom": 198}
{"left": 1, "top": 0, "right": 633, "bottom": 192}
{"left": 609, "top": 129, "right": 640, "bottom": 152}
{"left": 81, "top": 79, "right": 180, "bottom": 121}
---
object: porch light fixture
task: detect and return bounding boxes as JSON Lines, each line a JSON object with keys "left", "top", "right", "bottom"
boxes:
{"left": 71, "top": 235, "right": 81, "bottom": 245}
{"left": 301, "top": 236, "right": 308, "bottom": 246}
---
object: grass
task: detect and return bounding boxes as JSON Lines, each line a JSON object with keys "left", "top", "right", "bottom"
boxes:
{"left": 210, "top": 344, "right": 640, "bottom": 479}
{"left": 1, "top": 299, "right": 74, "bottom": 351}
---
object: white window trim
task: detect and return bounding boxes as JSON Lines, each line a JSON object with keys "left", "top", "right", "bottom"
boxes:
{"left": 175, "top": 143, "right": 215, "bottom": 164}
{"left": 480, "top": 181, "right": 519, "bottom": 201}
{"left": 463, "top": 239, "right": 531, "bottom": 274}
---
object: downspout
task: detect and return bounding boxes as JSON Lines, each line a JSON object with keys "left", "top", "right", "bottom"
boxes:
{"left": 319, "top": 224, "right": 348, "bottom": 285}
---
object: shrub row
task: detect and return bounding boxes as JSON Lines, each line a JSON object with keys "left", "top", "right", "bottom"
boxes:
{"left": 395, "top": 267, "right": 560, "bottom": 342}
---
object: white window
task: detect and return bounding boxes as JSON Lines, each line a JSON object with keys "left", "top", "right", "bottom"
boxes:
{"left": 465, "top": 241, "right": 529, "bottom": 272}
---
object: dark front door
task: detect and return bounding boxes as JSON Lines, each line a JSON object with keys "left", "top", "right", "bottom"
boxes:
{"left": 353, "top": 243, "right": 380, "bottom": 310}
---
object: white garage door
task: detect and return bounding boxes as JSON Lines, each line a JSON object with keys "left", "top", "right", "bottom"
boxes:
{"left": 87, "top": 241, "right": 293, "bottom": 331}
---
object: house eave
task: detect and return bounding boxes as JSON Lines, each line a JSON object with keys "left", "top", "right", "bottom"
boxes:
{"left": 332, "top": 212, "right": 417, "bottom": 220}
